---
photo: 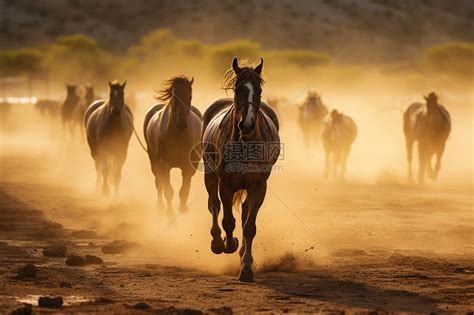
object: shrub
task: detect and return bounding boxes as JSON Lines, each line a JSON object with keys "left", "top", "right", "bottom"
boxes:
{"left": 423, "top": 42, "right": 474, "bottom": 79}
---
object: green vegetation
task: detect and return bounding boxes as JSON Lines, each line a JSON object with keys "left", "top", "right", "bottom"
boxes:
{"left": 423, "top": 42, "right": 474, "bottom": 79}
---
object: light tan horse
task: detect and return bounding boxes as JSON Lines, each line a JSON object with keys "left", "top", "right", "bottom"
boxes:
{"left": 202, "top": 58, "right": 280, "bottom": 282}
{"left": 298, "top": 91, "right": 328, "bottom": 146}
{"left": 144, "top": 76, "right": 202, "bottom": 219}
{"left": 403, "top": 92, "right": 451, "bottom": 184}
{"left": 85, "top": 81, "right": 133, "bottom": 199}
{"left": 322, "top": 110, "right": 357, "bottom": 179}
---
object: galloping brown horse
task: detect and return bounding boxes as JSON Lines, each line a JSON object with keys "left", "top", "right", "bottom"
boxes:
{"left": 85, "top": 81, "right": 133, "bottom": 199}
{"left": 403, "top": 92, "right": 451, "bottom": 184}
{"left": 298, "top": 91, "right": 328, "bottom": 146}
{"left": 321, "top": 110, "right": 357, "bottom": 179}
{"left": 61, "top": 84, "right": 79, "bottom": 138}
{"left": 202, "top": 58, "right": 280, "bottom": 282}
{"left": 144, "top": 76, "right": 202, "bottom": 218}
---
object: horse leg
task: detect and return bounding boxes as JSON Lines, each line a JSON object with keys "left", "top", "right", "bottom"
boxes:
{"left": 205, "top": 171, "right": 224, "bottom": 254}
{"left": 405, "top": 136, "right": 414, "bottom": 182}
{"left": 94, "top": 157, "right": 101, "bottom": 192}
{"left": 219, "top": 183, "right": 238, "bottom": 254}
{"left": 239, "top": 182, "right": 266, "bottom": 282}
{"left": 178, "top": 168, "right": 193, "bottom": 214}
{"left": 341, "top": 147, "right": 350, "bottom": 180}
{"left": 161, "top": 165, "right": 174, "bottom": 221}
{"left": 239, "top": 198, "right": 249, "bottom": 258}
{"left": 434, "top": 142, "right": 445, "bottom": 180}
{"left": 417, "top": 142, "right": 427, "bottom": 185}
{"left": 101, "top": 156, "right": 110, "bottom": 195}
{"left": 427, "top": 150, "right": 436, "bottom": 180}
{"left": 333, "top": 150, "right": 341, "bottom": 179}
{"left": 323, "top": 146, "right": 330, "bottom": 178}
{"left": 113, "top": 151, "right": 126, "bottom": 201}
{"left": 151, "top": 160, "right": 164, "bottom": 210}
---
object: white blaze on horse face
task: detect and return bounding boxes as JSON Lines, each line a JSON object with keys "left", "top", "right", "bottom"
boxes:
{"left": 244, "top": 82, "right": 254, "bottom": 126}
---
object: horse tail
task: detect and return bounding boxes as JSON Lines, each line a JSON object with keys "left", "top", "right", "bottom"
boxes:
{"left": 143, "top": 104, "right": 165, "bottom": 140}
{"left": 233, "top": 189, "right": 247, "bottom": 211}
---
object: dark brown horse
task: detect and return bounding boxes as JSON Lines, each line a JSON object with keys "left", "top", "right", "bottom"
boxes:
{"left": 321, "top": 110, "right": 357, "bottom": 179}
{"left": 298, "top": 91, "right": 328, "bottom": 146}
{"left": 202, "top": 58, "right": 280, "bottom": 282}
{"left": 61, "top": 84, "right": 79, "bottom": 138}
{"left": 403, "top": 92, "right": 451, "bottom": 184}
{"left": 85, "top": 81, "right": 133, "bottom": 199}
{"left": 144, "top": 76, "right": 202, "bottom": 219}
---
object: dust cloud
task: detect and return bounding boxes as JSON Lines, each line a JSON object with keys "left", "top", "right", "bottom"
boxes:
{"left": 0, "top": 72, "right": 472, "bottom": 277}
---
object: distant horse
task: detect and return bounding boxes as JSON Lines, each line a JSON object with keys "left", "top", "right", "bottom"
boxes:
{"left": 403, "top": 92, "right": 451, "bottom": 184}
{"left": 298, "top": 91, "right": 328, "bottom": 146}
{"left": 73, "top": 85, "right": 95, "bottom": 135}
{"left": 61, "top": 84, "right": 79, "bottom": 137}
{"left": 322, "top": 110, "right": 357, "bottom": 179}
{"left": 35, "top": 99, "right": 60, "bottom": 119}
{"left": 144, "top": 76, "right": 202, "bottom": 218}
{"left": 85, "top": 81, "right": 133, "bottom": 199}
{"left": 202, "top": 58, "right": 280, "bottom": 282}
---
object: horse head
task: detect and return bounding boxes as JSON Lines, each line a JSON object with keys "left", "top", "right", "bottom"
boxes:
{"left": 108, "top": 80, "right": 126, "bottom": 116}
{"left": 66, "top": 84, "right": 77, "bottom": 98}
{"left": 156, "top": 76, "right": 193, "bottom": 131}
{"left": 224, "top": 57, "right": 264, "bottom": 139}
{"left": 424, "top": 92, "right": 439, "bottom": 114}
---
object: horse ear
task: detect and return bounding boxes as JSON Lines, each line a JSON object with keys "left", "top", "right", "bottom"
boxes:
{"left": 121, "top": 81, "right": 127, "bottom": 89}
{"left": 232, "top": 57, "right": 241, "bottom": 74}
{"left": 254, "top": 58, "right": 264, "bottom": 75}
{"left": 423, "top": 95, "right": 428, "bottom": 101}
{"left": 108, "top": 81, "right": 113, "bottom": 89}
{"left": 190, "top": 77, "right": 194, "bottom": 85}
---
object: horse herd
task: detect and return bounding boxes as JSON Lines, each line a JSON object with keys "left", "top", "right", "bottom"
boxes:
{"left": 49, "top": 57, "right": 450, "bottom": 282}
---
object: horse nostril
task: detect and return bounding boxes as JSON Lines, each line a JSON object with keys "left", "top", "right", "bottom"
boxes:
{"left": 250, "top": 122, "right": 256, "bottom": 130}
{"left": 238, "top": 121, "right": 244, "bottom": 130}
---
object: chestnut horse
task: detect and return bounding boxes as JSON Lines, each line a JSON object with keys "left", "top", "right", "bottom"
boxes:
{"left": 85, "top": 81, "right": 133, "bottom": 199}
{"left": 403, "top": 92, "right": 451, "bottom": 184}
{"left": 144, "top": 76, "right": 202, "bottom": 219}
{"left": 202, "top": 58, "right": 280, "bottom": 282}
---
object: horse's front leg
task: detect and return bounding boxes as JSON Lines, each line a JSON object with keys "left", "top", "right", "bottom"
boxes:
{"left": 161, "top": 165, "right": 174, "bottom": 221}
{"left": 239, "top": 182, "right": 266, "bottom": 282}
{"left": 205, "top": 171, "right": 224, "bottom": 254}
{"left": 178, "top": 168, "right": 193, "bottom": 214}
{"left": 112, "top": 151, "right": 127, "bottom": 202}
{"left": 101, "top": 156, "right": 110, "bottom": 196}
{"left": 417, "top": 142, "right": 427, "bottom": 185}
{"left": 219, "top": 182, "right": 238, "bottom": 254}
{"left": 434, "top": 142, "right": 446, "bottom": 180}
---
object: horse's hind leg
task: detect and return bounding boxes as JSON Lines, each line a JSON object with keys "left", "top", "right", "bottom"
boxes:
{"left": 405, "top": 136, "right": 414, "bottom": 182}
{"left": 178, "top": 168, "right": 193, "bottom": 214}
{"left": 205, "top": 171, "right": 224, "bottom": 254}
{"left": 219, "top": 182, "right": 238, "bottom": 254}
{"left": 239, "top": 182, "right": 266, "bottom": 282}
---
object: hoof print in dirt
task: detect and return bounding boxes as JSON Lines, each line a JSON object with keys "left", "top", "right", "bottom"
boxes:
{"left": 134, "top": 302, "right": 150, "bottom": 309}
{"left": 70, "top": 230, "right": 99, "bottom": 239}
{"left": 11, "top": 303, "right": 32, "bottom": 315}
{"left": 43, "top": 244, "right": 67, "bottom": 257}
{"left": 95, "top": 296, "right": 114, "bottom": 304}
{"left": 16, "top": 263, "right": 38, "bottom": 279}
{"left": 38, "top": 296, "right": 63, "bottom": 308}
{"left": 65, "top": 254, "right": 103, "bottom": 266}
{"left": 102, "top": 240, "right": 140, "bottom": 254}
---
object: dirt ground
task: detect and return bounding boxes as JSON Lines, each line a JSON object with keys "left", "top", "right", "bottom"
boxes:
{"left": 0, "top": 100, "right": 473, "bottom": 314}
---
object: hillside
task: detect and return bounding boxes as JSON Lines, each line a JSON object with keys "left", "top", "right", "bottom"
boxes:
{"left": 1, "top": 0, "right": 473, "bottom": 62}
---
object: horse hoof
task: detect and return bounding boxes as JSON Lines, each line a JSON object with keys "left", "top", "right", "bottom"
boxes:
{"left": 224, "top": 237, "right": 239, "bottom": 254}
{"left": 211, "top": 238, "right": 225, "bottom": 255}
{"left": 238, "top": 265, "right": 254, "bottom": 282}
{"left": 179, "top": 204, "right": 189, "bottom": 214}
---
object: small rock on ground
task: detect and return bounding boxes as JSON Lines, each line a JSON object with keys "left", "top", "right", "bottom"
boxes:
{"left": 38, "top": 296, "right": 63, "bottom": 308}
{"left": 102, "top": 240, "right": 140, "bottom": 254}
{"left": 43, "top": 244, "right": 67, "bottom": 257}
{"left": 16, "top": 263, "right": 38, "bottom": 279}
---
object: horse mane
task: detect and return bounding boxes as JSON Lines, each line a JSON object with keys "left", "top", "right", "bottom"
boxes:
{"left": 155, "top": 76, "right": 192, "bottom": 102}
{"left": 221, "top": 60, "right": 265, "bottom": 91}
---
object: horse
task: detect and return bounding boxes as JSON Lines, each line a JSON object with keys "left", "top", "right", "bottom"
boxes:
{"left": 298, "top": 91, "right": 329, "bottom": 147}
{"left": 143, "top": 76, "right": 202, "bottom": 219}
{"left": 73, "top": 85, "right": 96, "bottom": 136}
{"left": 202, "top": 58, "right": 280, "bottom": 282}
{"left": 321, "top": 110, "right": 357, "bottom": 179}
{"left": 60, "top": 84, "right": 80, "bottom": 138}
{"left": 403, "top": 92, "right": 451, "bottom": 184}
{"left": 84, "top": 81, "right": 133, "bottom": 199}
